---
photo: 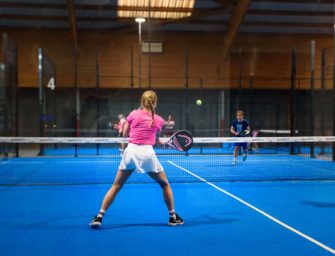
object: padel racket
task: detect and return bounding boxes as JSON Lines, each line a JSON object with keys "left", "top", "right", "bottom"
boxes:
{"left": 242, "top": 130, "right": 250, "bottom": 137}
{"left": 240, "top": 130, "right": 250, "bottom": 137}
{"left": 248, "top": 130, "right": 259, "bottom": 152}
{"left": 165, "top": 130, "right": 193, "bottom": 152}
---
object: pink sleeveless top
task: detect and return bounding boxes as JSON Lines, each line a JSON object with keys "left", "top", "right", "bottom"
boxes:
{"left": 127, "top": 109, "right": 165, "bottom": 145}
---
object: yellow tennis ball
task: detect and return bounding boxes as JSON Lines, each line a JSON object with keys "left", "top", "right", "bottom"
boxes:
{"left": 196, "top": 99, "right": 202, "bottom": 106}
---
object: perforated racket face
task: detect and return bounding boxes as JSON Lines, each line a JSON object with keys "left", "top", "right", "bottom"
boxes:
{"left": 167, "top": 130, "right": 193, "bottom": 151}
{"left": 243, "top": 130, "right": 250, "bottom": 136}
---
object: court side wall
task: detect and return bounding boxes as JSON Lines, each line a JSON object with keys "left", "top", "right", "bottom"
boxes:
{"left": 16, "top": 88, "right": 333, "bottom": 137}
{"left": 0, "top": 30, "right": 332, "bottom": 89}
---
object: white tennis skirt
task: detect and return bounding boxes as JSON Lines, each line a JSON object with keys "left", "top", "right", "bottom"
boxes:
{"left": 118, "top": 143, "right": 164, "bottom": 173}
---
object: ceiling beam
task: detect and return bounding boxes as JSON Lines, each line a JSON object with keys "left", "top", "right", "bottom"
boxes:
{"left": 243, "top": 21, "right": 333, "bottom": 28}
{"left": 0, "top": 2, "right": 65, "bottom": 9}
{"left": 1, "top": 14, "right": 332, "bottom": 29}
{"left": 0, "top": 14, "right": 67, "bottom": 21}
{"left": 222, "top": 0, "right": 252, "bottom": 59}
{"left": 0, "top": 25, "right": 332, "bottom": 36}
{"left": 0, "top": 2, "right": 201, "bottom": 13}
{"left": 0, "top": 2, "right": 331, "bottom": 17}
{"left": 156, "top": 7, "right": 229, "bottom": 25}
{"left": 1, "top": 10, "right": 333, "bottom": 23}
{"left": 66, "top": 0, "right": 78, "bottom": 48}
{"left": 0, "top": 2, "right": 229, "bottom": 19}
{"left": 213, "top": 0, "right": 235, "bottom": 7}
{"left": 248, "top": 9, "right": 333, "bottom": 16}
{"left": 253, "top": 0, "right": 333, "bottom": 3}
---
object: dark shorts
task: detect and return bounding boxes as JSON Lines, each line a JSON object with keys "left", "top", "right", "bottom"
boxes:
{"left": 233, "top": 143, "right": 248, "bottom": 149}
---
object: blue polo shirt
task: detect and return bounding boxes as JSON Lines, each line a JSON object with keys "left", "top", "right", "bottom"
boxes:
{"left": 232, "top": 119, "right": 249, "bottom": 136}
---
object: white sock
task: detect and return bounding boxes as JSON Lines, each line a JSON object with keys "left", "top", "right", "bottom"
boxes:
{"left": 169, "top": 209, "right": 176, "bottom": 219}
{"left": 97, "top": 209, "right": 105, "bottom": 218}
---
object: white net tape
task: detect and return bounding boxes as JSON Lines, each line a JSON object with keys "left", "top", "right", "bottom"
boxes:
{"left": 0, "top": 136, "right": 334, "bottom": 144}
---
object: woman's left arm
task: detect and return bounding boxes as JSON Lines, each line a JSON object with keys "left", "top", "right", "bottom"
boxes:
{"left": 122, "top": 122, "right": 130, "bottom": 137}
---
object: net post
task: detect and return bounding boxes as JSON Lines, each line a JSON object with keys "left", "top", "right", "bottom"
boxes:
{"left": 130, "top": 46, "right": 134, "bottom": 109}
{"left": 199, "top": 77, "right": 205, "bottom": 136}
{"left": 74, "top": 48, "right": 80, "bottom": 138}
{"left": 237, "top": 48, "right": 242, "bottom": 110}
{"left": 290, "top": 48, "right": 296, "bottom": 155}
{"left": 0, "top": 63, "right": 5, "bottom": 136}
{"left": 320, "top": 48, "right": 326, "bottom": 155}
{"left": 2, "top": 33, "right": 18, "bottom": 157}
{"left": 309, "top": 41, "right": 315, "bottom": 158}
{"left": 38, "top": 48, "right": 56, "bottom": 155}
{"left": 3, "top": 34, "right": 9, "bottom": 139}
{"left": 14, "top": 65, "right": 18, "bottom": 157}
{"left": 73, "top": 48, "right": 79, "bottom": 156}
{"left": 248, "top": 77, "right": 253, "bottom": 125}
{"left": 185, "top": 49, "right": 189, "bottom": 131}
{"left": 96, "top": 51, "right": 100, "bottom": 155}
{"left": 148, "top": 2, "right": 152, "bottom": 89}
{"left": 38, "top": 48, "right": 45, "bottom": 156}
{"left": 52, "top": 73, "right": 57, "bottom": 143}
{"left": 333, "top": 39, "right": 335, "bottom": 161}
{"left": 218, "top": 90, "right": 225, "bottom": 137}
{"left": 0, "top": 64, "right": 7, "bottom": 157}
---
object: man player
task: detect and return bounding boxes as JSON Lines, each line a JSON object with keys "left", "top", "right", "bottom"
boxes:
{"left": 230, "top": 110, "right": 250, "bottom": 165}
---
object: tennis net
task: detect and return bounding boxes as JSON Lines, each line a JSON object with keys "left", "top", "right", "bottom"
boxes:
{"left": 0, "top": 136, "right": 334, "bottom": 185}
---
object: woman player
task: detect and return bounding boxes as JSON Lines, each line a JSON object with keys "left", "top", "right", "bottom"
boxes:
{"left": 230, "top": 110, "right": 250, "bottom": 165}
{"left": 90, "top": 90, "right": 184, "bottom": 228}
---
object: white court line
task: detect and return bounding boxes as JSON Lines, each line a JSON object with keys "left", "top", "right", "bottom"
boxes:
{"left": 168, "top": 160, "right": 335, "bottom": 255}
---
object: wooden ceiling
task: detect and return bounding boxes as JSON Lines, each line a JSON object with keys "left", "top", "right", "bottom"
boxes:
{"left": 0, "top": 0, "right": 332, "bottom": 34}
{"left": 0, "top": 0, "right": 333, "bottom": 54}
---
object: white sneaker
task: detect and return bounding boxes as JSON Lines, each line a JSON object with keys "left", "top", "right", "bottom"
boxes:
{"left": 232, "top": 160, "right": 237, "bottom": 165}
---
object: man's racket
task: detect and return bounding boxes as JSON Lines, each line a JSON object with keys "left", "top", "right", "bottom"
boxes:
{"left": 248, "top": 130, "right": 259, "bottom": 152}
{"left": 165, "top": 130, "right": 193, "bottom": 152}
{"left": 240, "top": 130, "right": 250, "bottom": 137}
{"left": 242, "top": 130, "right": 250, "bottom": 137}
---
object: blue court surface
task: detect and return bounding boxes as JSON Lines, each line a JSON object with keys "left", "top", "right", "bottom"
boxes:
{"left": 1, "top": 152, "right": 335, "bottom": 256}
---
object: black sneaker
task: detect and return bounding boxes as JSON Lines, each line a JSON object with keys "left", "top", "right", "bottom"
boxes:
{"left": 89, "top": 215, "right": 102, "bottom": 228}
{"left": 168, "top": 213, "right": 184, "bottom": 226}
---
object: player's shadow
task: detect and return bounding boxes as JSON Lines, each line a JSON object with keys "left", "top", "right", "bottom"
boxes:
{"left": 103, "top": 223, "right": 166, "bottom": 229}
{"left": 95, "top": 212, "right": 241, "bottom": 229}
{"left": 0, "top": 215, "right": 170, "bottom": 231}
{"left": 206, "top": 164, "right": 239, "bottom": 168}
{"left": 0, "top": 213, "right": 240, "bottom": 231}
{"left": 301, "top": 200, "right": 335, "bottom": 208}
{"left": 0, "top": 215, "right": 95, "bottom": 230}
{"left": 183, "top": 214, "right": 240, "bottom": 227}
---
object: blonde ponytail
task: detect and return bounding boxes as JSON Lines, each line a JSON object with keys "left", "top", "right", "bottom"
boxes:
{"left": 141, "top": 90, "right": 157, "bottom": 127}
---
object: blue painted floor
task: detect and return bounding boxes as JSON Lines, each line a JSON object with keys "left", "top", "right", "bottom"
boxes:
{"left": 1, "top": 180, "right": 335, "bottom": 256}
